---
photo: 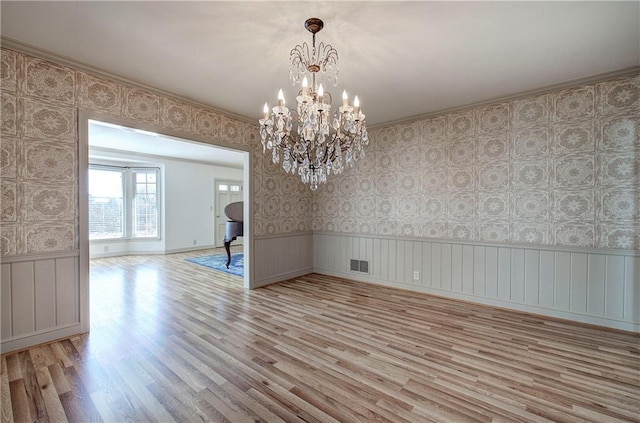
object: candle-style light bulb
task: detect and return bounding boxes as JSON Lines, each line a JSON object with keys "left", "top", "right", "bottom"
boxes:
{"left": 317, "top": 84, "right": 324, "bottom": 102}
{"left": 277, "top": 89, "right": 285, "bottom": 107}
{"left": 342, "top": 90, "right": 348, "bottom": 107}
{"left": 263, "top": 102, "right": 269, "bottom": 120}
{"left": 354, "top": 95, "right": 360, "bottom": 114}
{"left": 302, "top": 77, "right": 309, "bottom": 96}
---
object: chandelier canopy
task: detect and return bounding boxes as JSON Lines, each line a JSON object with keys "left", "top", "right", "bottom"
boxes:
{"left": 259, "top": 18, "right": 369, "bottom": 190}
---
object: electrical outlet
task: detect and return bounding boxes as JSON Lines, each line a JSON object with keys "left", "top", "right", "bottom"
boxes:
{"left": 104, "top": 246, "right": 109, "bottom": 252}
{"left": 193, "top": 240, "right": 197, "bottom": 245}
{"left": 413, "top": 271, "right": 420, "bottom": 281}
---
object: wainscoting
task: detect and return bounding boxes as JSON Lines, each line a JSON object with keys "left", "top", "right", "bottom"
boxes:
{"left": 253, "top": 232, "right": 313, "bottom": 288}
{"left": 0, "top": 233, "right": 313, "bottom": 353}
{"left": 5, "top": 260, "right": 638, "bottom": 422}
{"left": 3, "top": 231, "right": 634, "bottom": 353}
{"left": 0, "top": 251, "right": 81, "bottom": 353}
{"left": 313, "top": 232, "right": 640, "bottom": 333}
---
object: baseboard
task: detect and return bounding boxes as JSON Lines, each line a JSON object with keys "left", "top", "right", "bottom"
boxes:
{"left": 1, "top": 323, "right": 85, "bottom": 355}
{"left": 252, "top": 267, "right": 313, "bottom": 289}
{"left": 313, "top": 268, "right": 640, "bottom": 334}
{"left": 90, "top": 245, "right": 218, "bottom": 258}
{"left": 90, "top": 251, "right": 131, "bottom": 259}
{"left": 164, "top": 245, "right": 217, "bottom": 254}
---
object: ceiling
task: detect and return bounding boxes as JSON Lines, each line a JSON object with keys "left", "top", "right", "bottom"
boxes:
{"left": 1, "top": 2, "right": 639, "bottom": 126}
{"left": 89, "top": 120, "right": 245, "bottom": 167}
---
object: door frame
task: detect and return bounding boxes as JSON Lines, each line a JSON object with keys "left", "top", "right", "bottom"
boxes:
{"left": 79, "top": 109, "right": 253, "bottom": 333}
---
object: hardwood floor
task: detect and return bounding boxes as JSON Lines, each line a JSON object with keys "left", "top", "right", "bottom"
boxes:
{"left": 2, "top": 249, "right": 639, "bottom": 422}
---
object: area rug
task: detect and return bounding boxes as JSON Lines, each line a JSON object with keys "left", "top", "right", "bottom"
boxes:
{"left": 186, "top": 253, "right": 244, "bottom": 277}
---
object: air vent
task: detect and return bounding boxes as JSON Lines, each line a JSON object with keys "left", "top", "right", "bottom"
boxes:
{"left": 350, "top": 259, "right": 369, "bottom": 274}
{"left": 350, "top": 259, "right": 359, "bottom": 272}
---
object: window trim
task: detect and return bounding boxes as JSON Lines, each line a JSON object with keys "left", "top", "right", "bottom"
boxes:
{"left": 88, "top": 163, "right": 161, "bottom": 241}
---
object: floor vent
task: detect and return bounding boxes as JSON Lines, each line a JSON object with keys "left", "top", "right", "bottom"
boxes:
{"left": 350, "top": 259, "right": 369, "bottom": 274}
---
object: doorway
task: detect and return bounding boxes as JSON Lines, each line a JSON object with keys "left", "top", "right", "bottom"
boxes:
{"left": 215, "top": 180, "right": 243, "bottom": 247}
{"left": 79, "top": 111, "right": 252, "bottom": 333}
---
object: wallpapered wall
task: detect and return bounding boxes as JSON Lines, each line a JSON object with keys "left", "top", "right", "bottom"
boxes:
{"left": 312, "top": 73, "right": 639, "bottom": 250}
{"left": 1, "top": 46, "right": 637, "bottom": 256}
{"left": 0, "top": 47, "right": 310, "bottom": 257}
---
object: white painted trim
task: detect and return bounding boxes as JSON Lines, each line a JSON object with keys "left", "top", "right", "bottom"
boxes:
{"left": 79, "top": 111, "right": 90, "bottom": 333}
{"left": 0, "top": 323, "right": 83, "bottom": 354}
{"left": 243, "top": 149, "right": 253, "bottom": 290}
{"left": 90, "top": 245, "right": 221, "bottom": 259}
{"left": 254, "top": 231, "right": 314, "bottom": 240}
{"left": 0, "top": 250, "right": 80, "bottom": 264}
{"left": 253, "top": 268, "right": 313, "bottom": 289}
{"left": 312, "top": 231, "right": 640, "bottom": 257}
{"left": 90, "top": 250, "right": 161, "bottom": 259}
{"left": 164, "top": 245, "right": 218, "bottom": 255}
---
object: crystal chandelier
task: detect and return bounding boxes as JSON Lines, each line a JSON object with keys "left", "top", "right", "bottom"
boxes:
{"left": 259, "top": 18, "right": 369, "bottom": 190}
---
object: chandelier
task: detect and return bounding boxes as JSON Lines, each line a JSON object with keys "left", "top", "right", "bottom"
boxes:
{"left": 259, "top": 17, "right": 369, "bottom": 190}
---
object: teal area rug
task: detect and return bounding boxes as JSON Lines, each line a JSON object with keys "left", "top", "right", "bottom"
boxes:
{"left": 186, "top": 253, "right": 244, "bottom": 277}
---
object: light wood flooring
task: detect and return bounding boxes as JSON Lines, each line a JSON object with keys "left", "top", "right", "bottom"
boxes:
{"left": 1, "top": 249, "right": 639, "bottom": 422}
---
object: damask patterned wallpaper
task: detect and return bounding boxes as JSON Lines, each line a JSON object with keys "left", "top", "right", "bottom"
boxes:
{"left": 312, "top": 73, "right": 640, "bottom": 250}
{"left": 1, "top": 46, "right": 637, "bottom": 255}
{"left": 0, "top": 48, "right": 310, "bottom": 256}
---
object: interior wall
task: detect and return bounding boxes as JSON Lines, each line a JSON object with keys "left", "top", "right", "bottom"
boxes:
{"left": 313, "top": 73, "right": 639, "bottom": 249}
{"left": 312, "top": 72, "right": 640, "bottom": 332}
{"left": 2, "top": 41, "right": 634, "bottom": 353}
{"left": 0, "top": 46, "right": 313, "bottom": 353}
{"left": 164, "top": 159, "right": 242, "bottom": 252}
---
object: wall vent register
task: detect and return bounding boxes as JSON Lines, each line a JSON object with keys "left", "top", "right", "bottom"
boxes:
{"left": 350, "top": 259, "right": 369, "bottom": 274}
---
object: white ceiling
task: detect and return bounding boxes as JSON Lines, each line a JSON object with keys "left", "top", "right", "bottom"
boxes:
{"left": 89, "top": 120, "right": 244, "bottom": 167}
{"left": 2, "top": 1, "right": 639, "bottom": 126}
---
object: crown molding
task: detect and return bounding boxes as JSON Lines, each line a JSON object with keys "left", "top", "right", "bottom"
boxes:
{"left": 369, "top": 66, "right": 640, "bottom": 130}
{"left": 2, "top": 37, "right": 637, "bottom": 135}
{"left": 0, "top": 37, "right": 257, "bottom": 125}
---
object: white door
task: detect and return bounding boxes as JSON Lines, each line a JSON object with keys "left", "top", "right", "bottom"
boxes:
{"left": 215, "top": 180, "right": 243, "bottom": 247}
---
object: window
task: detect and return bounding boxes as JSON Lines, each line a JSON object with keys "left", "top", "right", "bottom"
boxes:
{"left": 89, "top": 165, "right": 160, "bottom": 240}
{"left": 132, "top": 170, "right": 158, "bottom": 237}
{"left": 88, "top": 168, "right": 124, "bottom": 239}
{"left": 217, "top": 183, "right": 241, "bottom": 192}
